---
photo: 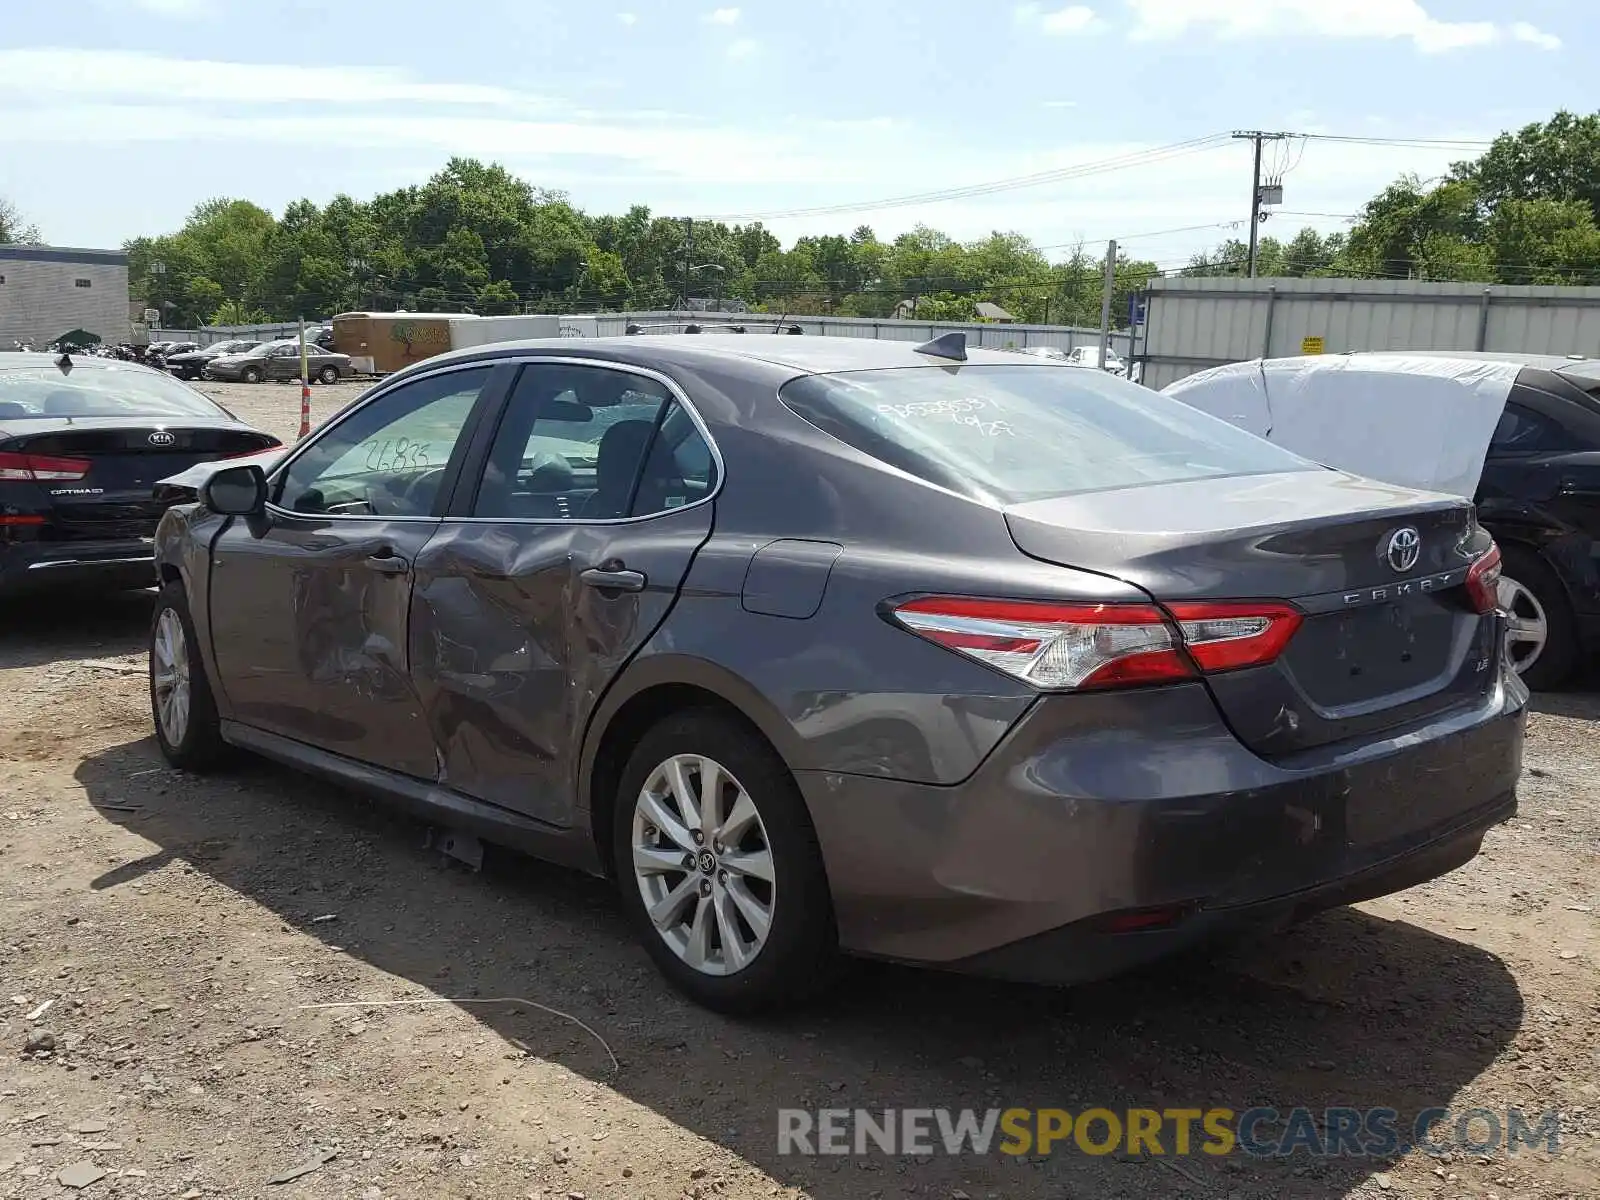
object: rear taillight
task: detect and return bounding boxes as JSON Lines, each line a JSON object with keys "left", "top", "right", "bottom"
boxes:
{"left": 224, "top": 439, "right": 282, "bottom": 459}
{"left": 0, "top": 451, "right": 92, "bottom": 482}
{"left": 890, "top": 596, "right": 1302, "bottom": 692}
{"left": 1465, "top": 543, "right": 1502, "bottom": 615}
{"left": 1166, "top": 601, "right": 1303, "bottom": 673}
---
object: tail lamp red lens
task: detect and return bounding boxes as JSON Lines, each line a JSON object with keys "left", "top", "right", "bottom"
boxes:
{"left": 890, "top": 596, "right": 1303, "bottom": 692}
{"left": 1464, "top": 543, "right": 1502, "bottom": 615}
{"left": 0, "top": 451, "right": 91, "bottom": 482}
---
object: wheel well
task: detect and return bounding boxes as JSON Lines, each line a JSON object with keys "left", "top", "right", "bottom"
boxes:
{"left": 158, "top": 562, "right": 181, "bottom": 585}
{"left": 588, "top": 683, "right": 779, "bottom": 877}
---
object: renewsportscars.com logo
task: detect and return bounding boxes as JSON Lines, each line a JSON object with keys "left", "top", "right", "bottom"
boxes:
{"left": 777, "top": 1107, "right": 1562, "bottom": 1159}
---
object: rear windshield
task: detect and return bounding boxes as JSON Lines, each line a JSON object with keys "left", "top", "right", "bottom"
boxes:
{"left": 0, "top": 365, "right": 228, "bottom": 419}
{"left": 779, "top": 365, "right": 1314, "bottom": 503}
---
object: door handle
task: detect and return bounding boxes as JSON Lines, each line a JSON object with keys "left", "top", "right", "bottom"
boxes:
{"left": 366, "top": 551, "right": 409, "bottom": 575}
{"left": 580, "top": 565, "right": 647, "bottom": 593}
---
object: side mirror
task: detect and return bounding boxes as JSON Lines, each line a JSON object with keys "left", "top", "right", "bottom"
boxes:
{"left": 199, "top": 464, "right": 268, "bottom": 516}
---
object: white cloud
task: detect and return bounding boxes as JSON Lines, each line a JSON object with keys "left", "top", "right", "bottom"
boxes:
{"left": 1511, "top": 21, "right": 1562, "bottom": 51}
{"left": 617, "top": 11, "right": 638, "bottom": 25}
{"left": 704, "top": 6, "right": 740, "bottom": 24}
{"left": 726, "top": 37, "right": 760, "bottom": 60}
{"left": 1015, "top": 3, "right": 1103, "bottom": 34}
{"left": 1125, "top": 0, "right": 1526, "bottom": 54}
{"left": 0, "top": 48, "right": 529, "bottom": 106}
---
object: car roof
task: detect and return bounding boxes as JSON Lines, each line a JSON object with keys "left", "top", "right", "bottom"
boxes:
{"left": 1264, "top": 350, "right": 1600, "bottom": 382}
{"left": 0, "top": 352, "right": 168, "bottom": 376}
{"left": 407, "top": 333, "right": 1058, "bottom": 381}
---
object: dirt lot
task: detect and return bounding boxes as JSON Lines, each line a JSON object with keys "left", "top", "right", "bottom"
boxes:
{"left": 1, "top": 379, "right": 1598, "bottom": 1199}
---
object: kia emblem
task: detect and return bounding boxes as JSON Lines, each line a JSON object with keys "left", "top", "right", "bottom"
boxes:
{"left": 148, "top": 430, "right": 176, "bottom": 447}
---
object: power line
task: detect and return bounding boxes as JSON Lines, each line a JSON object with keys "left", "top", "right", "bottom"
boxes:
{"left": 695, "top": 134, "right": 1234, "bottom": 222}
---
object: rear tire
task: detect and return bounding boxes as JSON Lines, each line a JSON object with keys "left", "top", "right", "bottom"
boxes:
{"left": 317, "top": 365, "right": 339, "bottom": 385}
{"left": 241, "top": 366, "right": 263, "bottom": 384}
{"left": 1498, "top": 544, "right": 1579, "bottom": 691}
{"left": 149, "top": 583, "right": 228, "bottom": 771}
{"left": 612, "top": 710, "right": 840, "bottom": 1014}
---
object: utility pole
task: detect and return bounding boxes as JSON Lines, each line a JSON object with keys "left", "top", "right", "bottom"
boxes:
{"left": 1097, "top": 239, "right": 1117, "bottom": 367}
{"left": 681, "top": 217, "right": 694, "bottom": 310}
{"left": 1232, "top": 131, "right": 1292, "bottom": 277}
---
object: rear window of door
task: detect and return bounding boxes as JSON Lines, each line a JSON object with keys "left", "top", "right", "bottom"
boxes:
{"left": 471, "top": 363, "right": 718, "bottom": 520}
{"left": 1489, "top": 403, "right": 1587, "bottom": 454}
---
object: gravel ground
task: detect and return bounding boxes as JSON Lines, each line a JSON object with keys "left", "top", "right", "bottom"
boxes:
{"left": 0, "top": 379, "right": 1596, "bottom": 1198}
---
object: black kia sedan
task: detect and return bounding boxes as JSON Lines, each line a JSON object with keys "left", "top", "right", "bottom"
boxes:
{"left": 147, "top": 335, "right": 1526, "bottom": 1013}
{"left": 0, "top": 354, "right": 281, "bottom": 597}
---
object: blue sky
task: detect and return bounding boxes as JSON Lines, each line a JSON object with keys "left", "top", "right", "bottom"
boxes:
{"left": 0, "top": 0, "right": 1588, "bottom": 270}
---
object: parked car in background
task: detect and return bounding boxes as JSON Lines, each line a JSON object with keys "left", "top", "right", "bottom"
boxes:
{"left": 165, "top": 340, "right": 261, "bottom": 381}
{"left": 1165, "top": 352, "right": 1600, "bottom": 688}
{"left": 204, "top": 340, "right": 352, "bottom": 385}
{"left": 1013, "top": 346, "right": 1071, "bottom": 362}
{"left": 0, "top": 354, "right": 280, "bottom": 598}
{"left": 1068, "top": 345, "right": 1128, "bottom": 376}
{"left": 148, "top": 334, "right": 1522, "bottom": 1013}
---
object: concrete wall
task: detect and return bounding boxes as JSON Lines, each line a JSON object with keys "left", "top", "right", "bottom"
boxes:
{"left": 1137, "top": 276, "right": 1600, "bottom": 391}
{"left": 0, "top": 246, "right": 130, "bottom": 348}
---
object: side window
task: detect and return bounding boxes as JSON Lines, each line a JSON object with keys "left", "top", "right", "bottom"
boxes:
{"left": 274, "top": 366, "right": 491, "bottom": 517}
{"left": 1490, "top": 404, "right": 1574, "bottom": 455}
{"left": 472, "top": 364, "right": 717, "bottom": 520}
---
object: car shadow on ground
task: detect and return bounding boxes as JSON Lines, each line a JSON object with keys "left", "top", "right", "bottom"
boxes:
{"left": 76, "top": 733, "right": 1526, "bottom": 1200}
{"left": 0, "top": 589, "right": 155, "bottom": 670}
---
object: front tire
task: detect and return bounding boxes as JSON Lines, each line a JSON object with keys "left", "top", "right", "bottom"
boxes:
{"left": 613, "top": 711, "right": 839, "bottom": 1013}
{"left": 317, "top": 365, "right": 339, "bottom": 385}
{"left": 1498, "top": 544, "right": 1579, "bottom": 690}
{"left": 150, "top": 583, "right": 227, "bottom": 770}
{"left": 241, "top": 366, "right": 263, "bottom": 384}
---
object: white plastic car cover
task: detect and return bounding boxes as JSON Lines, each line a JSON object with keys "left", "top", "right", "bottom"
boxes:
{"left": 1163, "top": 354, "right": 1521, "bottom": 499}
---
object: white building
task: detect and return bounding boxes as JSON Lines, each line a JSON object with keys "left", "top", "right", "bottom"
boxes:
{"left": 0, "top": 245, "right": 131, "bottom": 349}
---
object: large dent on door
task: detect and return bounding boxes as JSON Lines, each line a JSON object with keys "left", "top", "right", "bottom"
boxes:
{"left": 293, "top": 558, "right": 412, "bottom": 697}
{"left": 409, "top": 526, "right": 577, "bottom": 792}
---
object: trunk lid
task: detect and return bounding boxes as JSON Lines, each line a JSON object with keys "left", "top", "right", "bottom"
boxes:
{"left": 3, "top": 420, "right": 278, "bottom": 540}
{"left": 1004, "top": 469, "right": 1501, "bottom": 756}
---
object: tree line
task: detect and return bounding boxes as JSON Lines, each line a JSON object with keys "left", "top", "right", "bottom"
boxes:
{"left": 7, "top": 111, "right": 1598, "bottom": 330}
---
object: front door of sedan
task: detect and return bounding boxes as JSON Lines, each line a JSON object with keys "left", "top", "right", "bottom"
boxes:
{"left": 206, "top": 363, "right": 505, "bottom": 777}
{"left": 409, "top": 360, "right": 718, "bottom": 827}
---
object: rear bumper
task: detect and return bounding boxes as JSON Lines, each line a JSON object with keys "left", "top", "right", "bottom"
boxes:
{"left": 0, "top": 539, "right": 157, "bottom": 597}
{"left": 797, "top": 673, "right": 1526, "bottom": 981}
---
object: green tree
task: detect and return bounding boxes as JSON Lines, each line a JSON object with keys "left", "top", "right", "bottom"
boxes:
{"left": 1456, "top": 110, "right": 1600, "bottom": 225}
{"left": 0, "top": 197, "right": 41, "bottom": 244}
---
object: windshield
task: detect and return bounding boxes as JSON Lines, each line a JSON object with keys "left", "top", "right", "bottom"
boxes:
{"left": 0, "top": 365, "right": 229, "bottom": 419}
{"left": 779, "top": 365, "right": 1315, "bottom": 503}
{"left": 215, "top": 340, "right": 257, "bottom": 353}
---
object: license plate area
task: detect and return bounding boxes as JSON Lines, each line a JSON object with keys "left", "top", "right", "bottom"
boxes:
{"left": 1284, "top": 598, "right": 1460, "bottom": 710}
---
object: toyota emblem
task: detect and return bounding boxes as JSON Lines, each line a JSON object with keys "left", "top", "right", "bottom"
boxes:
{"left": 1385, "top": 526, "right": 1421, "bottom": 573}
{"left": 147, "top": 430, "right": 176, "bottom": 447}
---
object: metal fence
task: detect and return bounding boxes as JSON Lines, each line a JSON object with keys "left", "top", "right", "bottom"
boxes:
{"left": 586, "top": 311, "right": 1132, "bottom": 355}
{"left": 1136, "top": 277, "right": 1600, "bottom": 392}
{"left": 157, "top": 312, "right": 1133, "bottom": 356}
{"left": 150, "top": 322, "right": 315, "bottom": 345}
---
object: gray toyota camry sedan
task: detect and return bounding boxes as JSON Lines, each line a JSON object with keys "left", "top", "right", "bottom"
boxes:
{"left": 147, "top": 333, "right": 1526, "bottom": 1013}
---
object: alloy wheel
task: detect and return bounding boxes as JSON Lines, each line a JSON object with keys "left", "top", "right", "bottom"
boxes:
{"left": 1497, "top": 574, "right": 1548, "bottom": 675}
{"left": 631, "top": 754, "right": 776, "bottom": 976}
{"left": 152, "top": 607, "right": 192, "bottom": 747}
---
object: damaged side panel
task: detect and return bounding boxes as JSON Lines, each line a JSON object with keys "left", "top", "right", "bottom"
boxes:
{"left": 204, "top": 514, "right": 441, "bottom": 779}
{"left": 409, "top": 505, "right": 713, "bottom": 828}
